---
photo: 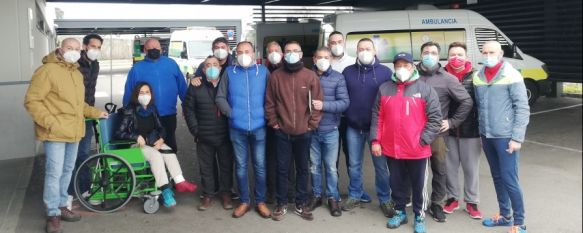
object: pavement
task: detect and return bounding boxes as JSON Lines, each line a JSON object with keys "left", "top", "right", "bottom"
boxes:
{"left": 1, "top": 87, "right": 581, "bottom": 233}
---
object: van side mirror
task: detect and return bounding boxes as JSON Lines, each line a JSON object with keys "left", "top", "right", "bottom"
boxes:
{"left": 512, "top": 44, "right": 518, "bottom": 58}
{"left": 180, "top": 51, "right": 188, "bottom": 59}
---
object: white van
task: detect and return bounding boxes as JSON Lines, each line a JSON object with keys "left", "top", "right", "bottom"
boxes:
{"left": 323, "top": 9, "right": 550, "bottom": 104}
{"left": 169, "top": 27, "right": 225, "bottom": 77}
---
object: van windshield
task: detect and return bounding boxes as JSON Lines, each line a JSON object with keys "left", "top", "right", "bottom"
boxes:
{"left": 187, "top": 41, "right": 214, "bottom": 59}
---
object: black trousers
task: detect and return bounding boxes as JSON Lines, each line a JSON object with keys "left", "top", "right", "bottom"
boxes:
{"left": 275, "top": 131, "right": 311, "bottom": 206}
{"left": 388, "top": 157, "right": 429, "bottom": 218}
{"left": 159, "top": 114, "right": 178, "bottom": 153}
{"left": 197, "top": 141, "right": 234, "bottom": 197}
{"left": 266, "top": 127, "right": 295, "bottom": 200}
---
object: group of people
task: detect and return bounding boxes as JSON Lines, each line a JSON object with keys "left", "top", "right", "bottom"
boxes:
{"left": 24, "top": 30, "right": 530, "bottom": 233}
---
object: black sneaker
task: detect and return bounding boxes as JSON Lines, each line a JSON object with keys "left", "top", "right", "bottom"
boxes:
{"left": 428, "top": 203, "right": 447, "bottom": 222}
{"left": 380, "top": 201, "right": 397, "bottom": 218}
{"left": 308, "top": 196, "right": 322, "bottom": 211}
{"left": 271, "top": 205, "right": 288, "bottom": 221}
{"left": 328, "top": 198, "right": 342, "bottom": 217}
{"left": 294, "top": 204, "right": 314, "bottom": 221}
{"left": 341, "top": 198, "right": 361, "bottom": 211}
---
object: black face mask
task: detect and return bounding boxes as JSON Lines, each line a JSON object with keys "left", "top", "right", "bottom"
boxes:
{"left": 146, "top": 49, "right": 161, "bottom": 60}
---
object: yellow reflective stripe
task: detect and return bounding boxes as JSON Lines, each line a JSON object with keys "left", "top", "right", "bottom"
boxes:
{"left": 520, "top": 68, "right": 548, "bottom": 81}
{"left": 474, "top": 69, "right": 523, "bottom": 86}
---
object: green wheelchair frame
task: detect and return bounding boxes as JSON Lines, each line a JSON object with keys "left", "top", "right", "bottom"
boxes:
{"left": 73, "top": 104, "right": 161, "bottom": 214}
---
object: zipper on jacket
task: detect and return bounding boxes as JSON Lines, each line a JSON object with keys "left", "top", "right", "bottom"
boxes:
{"left": 292, "top": 73, "right": 296, "bottom": 129}
{"left": 246, "top": 68, "right": 251, "bottom": 131}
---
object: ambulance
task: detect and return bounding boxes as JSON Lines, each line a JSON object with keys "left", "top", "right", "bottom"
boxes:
{"left": 323, "top": 9, "right": 551, "bottom": 104}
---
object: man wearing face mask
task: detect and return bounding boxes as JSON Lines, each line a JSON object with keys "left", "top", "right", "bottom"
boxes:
{"left": 328, "top": 31, "right": 356, "bottom": 73}
{"left": 216, "top": 41, "right": 272, "bottom": 219}
{"left": 191, "top": 37, "right": 235, "bottom": 86}
{"left": 184, "top": 56, "right": 234, "bottom": 211}
{"left": 416, "top": 41, "right": 472, "bottom": 223}
{"left": 370, "top": 52, "right": 442, "bottom": 233}
{"left": 341, "top": 38, "right": 393, "bottom": 217}
{"left": 123, "top": 38, "right": 187, "bottom": 153}
{"left": 265, "top": 41, "right": 323, "bottom": 221}
{"left": 264, "top": 40, "right": 296, "bottom": 205}
{"left": 66, "top": 34, "right": 103, "bottom": 207}
{"left": 475, "top": 41, "right": 529, "bottom": 233}
{"left": 25, "top": 38, "right": 109, "bottom": 233}
{"left": 307, "top": 47, "right": 349, "bottom": 217}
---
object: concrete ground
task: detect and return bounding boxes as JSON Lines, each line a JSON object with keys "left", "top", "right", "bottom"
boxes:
{"left": 2, "top": 68, "right": 582, "bottom": 233}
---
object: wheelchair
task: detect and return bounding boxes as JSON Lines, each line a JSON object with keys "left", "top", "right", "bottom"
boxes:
{"left": 73, "top": 103, "right": 161, "bottom": 214}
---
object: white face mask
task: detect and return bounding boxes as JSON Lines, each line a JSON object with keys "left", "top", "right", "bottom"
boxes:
{"left": 316, "top": 58, "right": 330, "bottom": 72}
{"left": 63, "top": 50, "right": 81, "bottom": 63}
{"left": 237, "top": 54, "right": 253, "bottom": 67}
{"left": 284, "top": 52, "right": 301, "bottom": 64}
{"left": 483, "top": 55, "right": 501, "bottom": 68}
{"left": 331, "top": 45, "right": 344, "bottom": 57}
{"left": 358, "top": 51, "right": 374, "bottom": 65}
{"left": 86, "top": 49, "right": 101, "bottom": 61}
{"left": 214, "top": 49, "right": 229, "bottom": 60}
{"left": 396, "top": 68, "right": 412, "bottom": 82}
{"left": 138, "top": 94, "right": 151, "bottom": 106}
{"left": 268, "top": 52, "right": 282, "bottom": 65}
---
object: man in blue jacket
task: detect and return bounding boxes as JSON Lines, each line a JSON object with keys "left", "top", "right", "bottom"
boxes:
{"left": 341, "top": 38, "right": 394, "bottom": 218}
{"left": 308, "top": 47, "right": 349, "bottom": 217}
{"left": 216, "top": 41, "right": 271, "bottom": 219}
{"left": 123, "top": 38, "right": 187, "bottom": 153}
{"left": 475, "top": 41, "right": 530, "bottom": 233}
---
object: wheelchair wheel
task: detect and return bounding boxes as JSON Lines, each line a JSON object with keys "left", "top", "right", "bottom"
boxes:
{"left": 74, "top": 153, "right": 136, "bottom": 214}
{"left": 143, "top": 196, "right": 160, "bottom": 214}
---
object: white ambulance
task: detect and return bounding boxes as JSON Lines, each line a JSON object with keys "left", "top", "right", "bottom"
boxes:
{"left": 323, "top": 9, "right": 551, "bottom": 104}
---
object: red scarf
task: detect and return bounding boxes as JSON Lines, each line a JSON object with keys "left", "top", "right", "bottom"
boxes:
{"left": 445, "top": 61, "right": 473, "bottom": 81}
{"left": 484, "top": 61, "right": 504, "bottom": 83}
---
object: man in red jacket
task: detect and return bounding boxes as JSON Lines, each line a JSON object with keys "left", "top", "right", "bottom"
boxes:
{"left": 370, "top": 52, "right": 442, "bottom": 233}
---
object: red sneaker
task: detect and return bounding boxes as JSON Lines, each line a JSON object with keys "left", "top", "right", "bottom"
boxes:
{"left": 466, "top": 203, "right": 483, "bottom": 219}
{"left": 175, "top": 181, "right": 197, "bottom": 193}
{"left": 443, "top": 198, "right": 459, "bottom": 214}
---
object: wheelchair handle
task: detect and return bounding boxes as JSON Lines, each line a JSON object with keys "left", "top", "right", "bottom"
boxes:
{"left": 105, "top": 103, "right": 117, "bottom": 114}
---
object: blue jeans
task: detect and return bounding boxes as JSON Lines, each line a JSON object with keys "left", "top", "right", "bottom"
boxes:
{"left": 44, "top": 141, "right": 79, "bottom": 216}
{"left": 230, "top": 127, "right": 266, "bottom": 204}
{"left": 310, "top": 129, "right": 340, "bottom": 201}
{"left": 346, "top": 126, "right": 391, "bottom": 203}
{"left": 481, "top": 136, "right": 526, "bottom": 226}
{"left": 275, "top": 130, "right": 311, "bottom": 205}
{"left": 68, "top": 121, "right": 94, "bottom": 196}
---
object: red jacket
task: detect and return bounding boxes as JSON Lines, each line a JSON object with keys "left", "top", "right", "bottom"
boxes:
{"left": 370, "top": 73, "right": 442, "bottom": 160}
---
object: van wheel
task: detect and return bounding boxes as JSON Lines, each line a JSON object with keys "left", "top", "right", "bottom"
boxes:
{"left": 525, "top": 79, "right": 539, "bottom": 106}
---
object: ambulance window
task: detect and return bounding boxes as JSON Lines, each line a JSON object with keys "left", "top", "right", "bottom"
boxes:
{"left": 475, "top": 28, "right": 515, "bottom": 59}
{"left": 346, "top": 32, "right": 412, "bottom": 63}
{"left": 169, "top": 41, "right": 186, "bottom": 58}
{"left": 412, "top": 30, "right": 466, "bottom": 60}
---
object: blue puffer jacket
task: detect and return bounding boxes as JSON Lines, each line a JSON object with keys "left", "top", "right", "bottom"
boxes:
{"left": 342, "top": 57, "right": 392, "bottom": 131}
{"left": 314, "top": 67, "right": 350, "bottom": 132}
{"left": 473, "top": 62, "right": 530, "bottom": 143}
{"left": 216, "top": 64, "right": 269, "bottom": 132}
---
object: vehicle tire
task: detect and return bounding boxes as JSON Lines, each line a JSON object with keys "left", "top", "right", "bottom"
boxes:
{"left": 75, "top": 153, "right": 136, "bottom": 214}
{"left": 525, "top": 79, "right": 539, "bottom": 106}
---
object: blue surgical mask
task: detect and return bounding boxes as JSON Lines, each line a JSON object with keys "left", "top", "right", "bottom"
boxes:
{"left": 284, "top": 52, "right": 301, "bottom": 64}
{"left": 482, "top": 55, "right": 500, "bottom": 68}
{"left": 421, "top": 54, "right": 438, "bottom": 68}
{"left": 205, "top": 66, "right": 220, "bottom": 80}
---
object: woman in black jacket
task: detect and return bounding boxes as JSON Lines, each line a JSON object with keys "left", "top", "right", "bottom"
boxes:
{"left": 115, "top": 82, "right": 196, "bottom": 208}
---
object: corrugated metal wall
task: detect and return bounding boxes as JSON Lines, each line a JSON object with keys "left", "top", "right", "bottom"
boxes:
{"left": 463, "top": 0, "right": 582, "bottom": 83}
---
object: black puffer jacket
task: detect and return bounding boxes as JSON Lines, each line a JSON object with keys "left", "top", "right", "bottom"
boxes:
{"left": 78, "top": 51, "right": 100, "bottom": 106}
{"left": 183, "top": 78, "right": 229, "bottom": 146}
{"left": 115, "top": 105, "right": 166, "bottom": 145}
{"left": 448, "top": 70, "right": 480, "bottom": 138}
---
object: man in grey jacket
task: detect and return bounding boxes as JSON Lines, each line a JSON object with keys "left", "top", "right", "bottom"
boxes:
{"left": 476, "top": 41, "right": 529, "bottom": 233}
{"left": 417, "top": 41, "right": 472, "bottom": 223}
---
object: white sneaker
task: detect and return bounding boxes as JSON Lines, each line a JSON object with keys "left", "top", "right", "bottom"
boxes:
{"left": 66, "top": 195, "right": 74, "bottom": 210}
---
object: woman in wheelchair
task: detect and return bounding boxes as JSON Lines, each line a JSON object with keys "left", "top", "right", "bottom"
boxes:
{"left": 115, "top": 82, "right": 197, "bottom": 208}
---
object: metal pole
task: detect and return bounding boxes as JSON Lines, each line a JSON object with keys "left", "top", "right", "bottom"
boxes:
{"left": 261, "top": 1, "right": 266, "bottom": 23}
